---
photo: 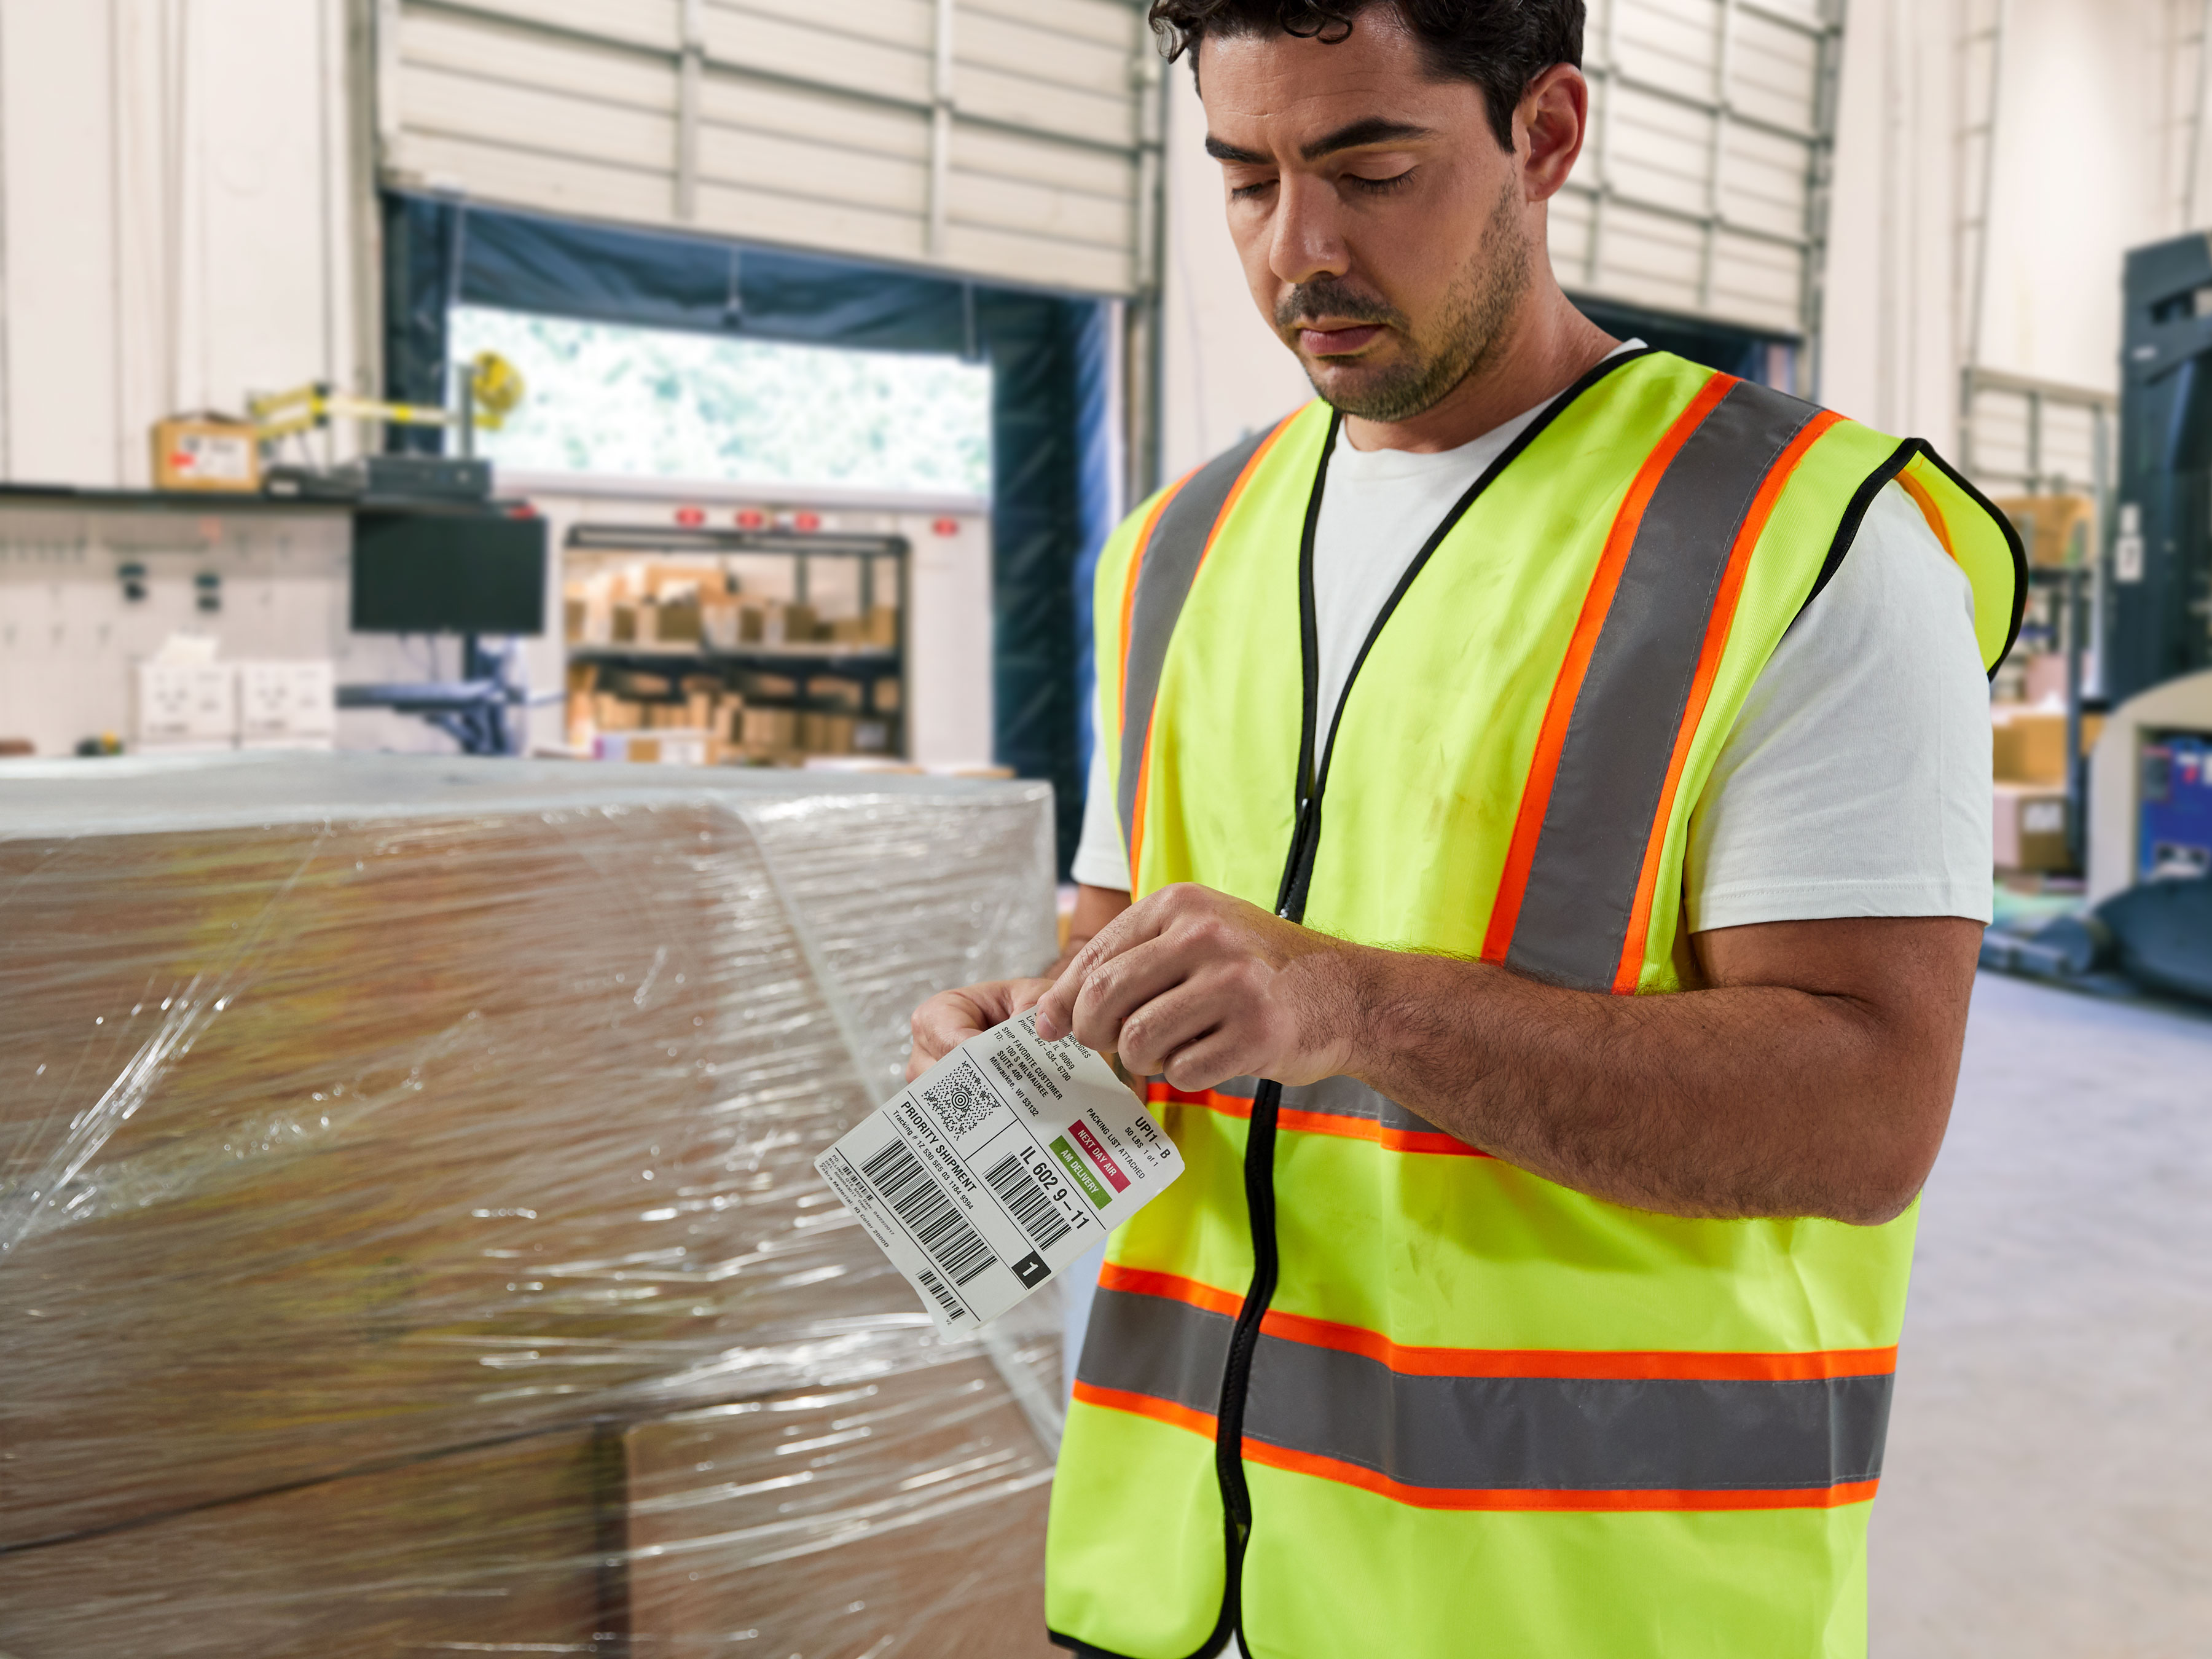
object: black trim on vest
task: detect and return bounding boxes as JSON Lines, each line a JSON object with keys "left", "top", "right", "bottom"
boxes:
{"left": 1789, "top": 437, "right": 1918, "bottom": 635}
{"left": 1236, "top": 345, "right": 1652, "bottom": 1659}
{"left": 1787, "top": 437, "right": 2028, "bottom": 682}
{"left": 1916, "top": 441, "right": 2030, "bottom": 673}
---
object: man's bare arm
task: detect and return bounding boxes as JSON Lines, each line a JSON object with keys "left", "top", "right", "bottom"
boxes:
{"left": 904, "top": 883, "right": 1131, "bottom": 1081}
{"left": 1032, "top": 885, "right": 1981, "bottom": 1225}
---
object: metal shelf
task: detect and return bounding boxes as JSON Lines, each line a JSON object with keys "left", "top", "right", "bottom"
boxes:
{"left": 570, "top": 644, "right": 898, "bottom": 680}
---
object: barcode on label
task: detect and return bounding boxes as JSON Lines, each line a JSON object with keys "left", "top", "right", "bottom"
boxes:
{"left": 986, "top": 1150, "right": 1072, "bottom": 1250}
{"left": 860, "top": 1137, "right": 998, "bottom": 1286}
{"left": 916, "top": 1266, "right": 967, "bottom": 1322}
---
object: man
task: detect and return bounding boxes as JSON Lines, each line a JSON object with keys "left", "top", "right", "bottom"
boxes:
{"left": 909, "top": 2, "right": 2022, "bottom": 1653}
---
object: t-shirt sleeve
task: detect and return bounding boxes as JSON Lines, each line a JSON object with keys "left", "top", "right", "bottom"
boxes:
{"left": 1684, "top": 480, "right": 1994, "bottom": 932}
{"left": 1070, "top": 724, "right": 1132, "bottom": 891}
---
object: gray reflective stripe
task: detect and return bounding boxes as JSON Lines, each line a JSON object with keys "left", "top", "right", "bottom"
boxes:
{"left": 1078, "top": 1285, "right": 1891, "bottom": 1496}
{"left": 1279, "top": 1076, "right": 1446, "bottom": 1139}
{"left": 1116, "top": 425, "right": 1280, "bottom": 861}
{"left": 1505, "top": 380, "right": 1821, "bottom": 992}
{"left": 1247, "top": 1336, "right": 1889, "bottom": 1495}
{"left": 1078, "top": 1284, "right": 1234, "bottom": 1416}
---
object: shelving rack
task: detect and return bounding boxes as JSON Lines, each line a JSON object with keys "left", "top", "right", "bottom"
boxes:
{"left": 562, "top": 522, "right": 911, "bottom": 755}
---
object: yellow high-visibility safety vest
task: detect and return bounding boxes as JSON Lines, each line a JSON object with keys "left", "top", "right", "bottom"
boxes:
{"left": 1045, "top": 349, "right": 2023, "bottom": 1659}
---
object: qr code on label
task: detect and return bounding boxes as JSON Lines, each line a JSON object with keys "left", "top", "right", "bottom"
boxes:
{"left": 921, "top": 1060, "right": 996, "bottom": 1141}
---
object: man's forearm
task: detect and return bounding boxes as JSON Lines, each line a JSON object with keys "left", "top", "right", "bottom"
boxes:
{"left": 1321, "top": 936, "right": 1971, "bottom": 1226}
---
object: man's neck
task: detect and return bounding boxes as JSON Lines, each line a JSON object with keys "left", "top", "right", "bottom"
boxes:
{"left": 1340, "top": 284, "right": 1620, "bottom": 455}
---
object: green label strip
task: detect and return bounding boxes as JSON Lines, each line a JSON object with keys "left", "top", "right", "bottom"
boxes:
{"left": 1050, "top": 1136, "right": 1113, "bottom": 1210}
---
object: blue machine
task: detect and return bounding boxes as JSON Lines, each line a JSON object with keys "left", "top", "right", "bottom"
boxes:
{"left": 2139, "top": 731, "right": 2212, "bottom": 881}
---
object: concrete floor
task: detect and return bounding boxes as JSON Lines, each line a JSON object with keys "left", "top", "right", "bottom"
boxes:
{"left": 1870, "top": 971, "right": 2212, "bottom": 1656}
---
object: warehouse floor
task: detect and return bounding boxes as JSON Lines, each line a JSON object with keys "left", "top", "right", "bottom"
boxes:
{"left": 1870, "top": 971, "right": 2212, "bottom": 1656}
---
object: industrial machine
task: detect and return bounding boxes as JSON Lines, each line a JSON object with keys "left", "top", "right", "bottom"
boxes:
{"left": 2110, "top": 235, "right": 2212, "bottom": 704}
{"left": 1979, "top": 238, "right": 2212, "bottom": 1003}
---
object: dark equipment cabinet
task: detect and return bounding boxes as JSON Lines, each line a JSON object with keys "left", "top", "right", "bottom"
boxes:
{"left": 2114, "top": 233, "right": 2212, "bottom": 704}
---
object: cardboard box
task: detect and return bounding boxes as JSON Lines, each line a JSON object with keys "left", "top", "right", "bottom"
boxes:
{"left": 151, "top": 414, "right": 261, "bottom": 493}
{"left": 1993, "top": 707, "right": 2068, "bottom": 783}
{"left": 1994, "top": 782, "right": 2071, "bottom": 871}
{"left": 0, "top": 800, "right": 896, "bottom": 1545}
{"left": 0, "top": 1430, "right": 610, "bottom": 1658}
{"left": 1994, "top": 493, "right": 2096, "bottom": 568}
{"left": 742, "top": 707, "right": 798, "bottom": 748}
{"left": 863, "top": 604, "right": 900, "bottom": 647}
{"left": 624, "top": 1357, "right": 1056, "bottom": 1658}
{"left": 653, "top": 597, "right": 703, "bottom": 645}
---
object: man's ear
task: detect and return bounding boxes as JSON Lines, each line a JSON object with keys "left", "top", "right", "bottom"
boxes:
{"left": 1518, "top": 64, "right": 1590, "bottom": 203}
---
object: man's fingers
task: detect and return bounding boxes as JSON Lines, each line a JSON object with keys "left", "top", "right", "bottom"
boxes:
{"left": 1035, "top": 887, "right": 1182, "bottom": 1040}
{"left": 1113, "top": 981, "right": 1228, "bottom": 1083}
{"left": 906, "top": 978, "right": 1056, "bottom": 1080}
{"left": 1065, "top": 935, "right": 1189, "bottom": 1056}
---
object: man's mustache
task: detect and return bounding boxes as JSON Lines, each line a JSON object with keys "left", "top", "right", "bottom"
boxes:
{"left": 1274, "top": 278, "right": 1403, "bottom": 332}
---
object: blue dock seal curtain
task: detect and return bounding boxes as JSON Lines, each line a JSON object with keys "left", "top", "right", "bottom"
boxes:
{"left": 383, "top": 192, "right": 1120, "bottom": 875}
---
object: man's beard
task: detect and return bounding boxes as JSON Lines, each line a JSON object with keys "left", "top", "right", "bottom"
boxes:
{"left": 1277, "top": 179, "right": 1531, "bottom": 423}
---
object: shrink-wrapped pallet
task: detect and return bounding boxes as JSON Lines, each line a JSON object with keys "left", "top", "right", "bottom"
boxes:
{"left": 0, "top": 753, "right": 1062, "bottom": 1657}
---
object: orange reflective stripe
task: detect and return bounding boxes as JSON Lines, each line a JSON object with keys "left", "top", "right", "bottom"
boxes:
{"left": 1098, "top": 1261, "right": 1244, "bottom": 1318}
{"left": 1239, "top": 1438, "right": 1881, "bottom": 1513}
{"left": 1098, "top": 1262, "right": 1899, "bottom": 1382}
{"left": 1148, "top": 1082, "right": 1494, "bottom": 1158}
{"left": 1123, "top": 411, "right": 1292, "bottom": 889}
{"left": 1896, "top": 465, "right": 1958, "bottom": 563}
{"left": 1072, "top": 1378, "right": 1217, "bottom": 1439}
{"left": 1483, "top": 371, "right": 1738, "bottom": 963}
{"left": 1609, "top": 406, "right": 1845, "bottom": 990}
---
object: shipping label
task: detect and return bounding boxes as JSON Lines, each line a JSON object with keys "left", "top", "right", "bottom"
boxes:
{"left": 815, "top": 1009, "right": 1183, "bottom": 1331}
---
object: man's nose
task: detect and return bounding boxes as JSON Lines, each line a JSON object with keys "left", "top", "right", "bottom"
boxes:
{"left": 1266, "top": 175, "right": 1352, "bottom": 289}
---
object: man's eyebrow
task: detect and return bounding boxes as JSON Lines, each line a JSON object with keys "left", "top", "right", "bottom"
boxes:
{"left": 1301, "top": 117, "right": 1433, "bottom": 160}
{"left": 1203, "top": 119, "right": 1435, "bottom": 168}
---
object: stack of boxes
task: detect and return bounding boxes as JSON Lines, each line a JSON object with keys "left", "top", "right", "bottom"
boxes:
{"left": 1988, "top": 494, "right": 2100, "bottom": 880}
{"left": 565, "top": 561, "right": 899, "bottom": 654}
{"left": 563, "top": 553, "right": 901, "bottom": 766}
{"left": 0, "top": 755, "right": 1060, "bottom": 1657}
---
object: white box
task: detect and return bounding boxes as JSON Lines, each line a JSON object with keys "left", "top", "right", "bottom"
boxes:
{"left": 135, "top": 662, "right": 237, "bottom": 748}
{"left": 237, "top": 661, "right": 337, "bottom": 745}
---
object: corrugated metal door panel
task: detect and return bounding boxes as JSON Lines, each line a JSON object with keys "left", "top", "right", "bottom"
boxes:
{"left": 397, "top": 131, "right": 678, "bottom": 223}
{"left": 398, "top": 69, "right": 676, "bottom": 177}
{"left": 381, "top": 0, "right": 1154, "bottom": 298}
{"left": 962, "top": 0, "right": 1134, "bottom": 49}
{"left": 940, "top": 218, "right": 1129, "bottom": 294}
{"left": 954, "top": 124, "right": 1134, "bottom": 200}
{"left": 400, "top": 10, "right": 672, "bottom": 109}
{"left": 710, "top": 0, "right": 935, "bottom": 53}
{"left": 1565, "top": 0, "right": 1838, "bottom": 343}
{"left": 699, "top": 7, "right": 933, "bottom": 105}
{"left": 450, "top": 0, "right": 681, "bottom": 52}
{"left": 692, "top": 179, "right": 928, "bottom": 264}
{"left": 696, "top": 126, "right": 930, "bottom": 217}
{"left": 695, "top": 75, "right": 930, "bottom": 165}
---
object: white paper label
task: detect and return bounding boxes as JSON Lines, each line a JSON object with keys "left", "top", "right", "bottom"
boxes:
{"left": 816, "top": 1010, "right": 1183, "bottom": 1332}
{"left": 2116, "top": 534, "right": 2144, "bottom": 583}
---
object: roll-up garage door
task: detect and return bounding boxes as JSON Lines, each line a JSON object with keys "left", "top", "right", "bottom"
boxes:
{"left": 1551, "top": 0, "right": 1843, "bottom": 339}
{"left": 374, "top": 0, "right": 1158, "bottom": 296}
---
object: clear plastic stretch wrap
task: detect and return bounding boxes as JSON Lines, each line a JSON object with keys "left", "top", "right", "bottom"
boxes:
{"left": 0, "top": 753, "right": 1064, "bottom": 1658}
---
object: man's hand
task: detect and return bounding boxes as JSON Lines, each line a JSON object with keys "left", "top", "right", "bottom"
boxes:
{"left": 1033, "top": 884, "right": 1356, "bottom": 1089}
{"left": 904, "top": 883, "right": 1135, "bottom": 1081}
{"left": 906, "top": 978, "right": 1054, "bottom": 1081}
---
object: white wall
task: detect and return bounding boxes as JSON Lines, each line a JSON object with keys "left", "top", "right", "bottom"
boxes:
{"left": 0, "top": 0, "right": 359, "bottom": 488}
{"left": 1823, "top": 0, "right": 2175, "bottom": 441}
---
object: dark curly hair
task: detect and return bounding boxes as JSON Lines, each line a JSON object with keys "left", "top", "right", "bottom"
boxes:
{"left": 1146, "top": 1, "right": 1584, "bottom": 151}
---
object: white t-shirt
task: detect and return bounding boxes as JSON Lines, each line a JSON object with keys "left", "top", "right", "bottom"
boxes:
{"left": 1070, "top": 373, "right": 1995, "bottom": 933}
